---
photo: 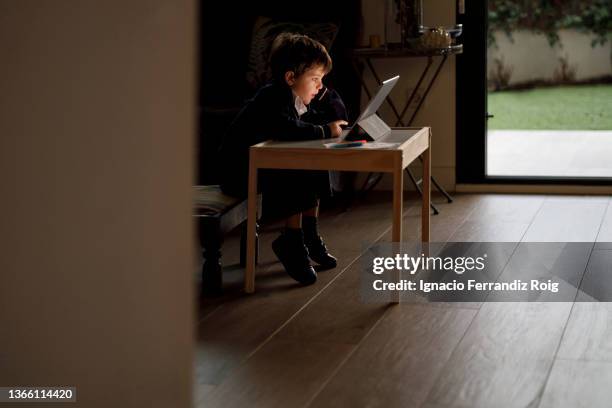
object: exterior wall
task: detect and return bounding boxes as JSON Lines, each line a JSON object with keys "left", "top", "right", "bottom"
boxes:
{"left": 488, "top": 29, "right": 612, "bottom": 85}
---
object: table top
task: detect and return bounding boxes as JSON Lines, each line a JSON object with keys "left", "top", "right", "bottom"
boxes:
{"left": 352, "top": 44, "right": 463, "bottom": 58}
{"left": 250, "top": 127, "right": 430, "bottom": 173}
{"left": 253, "top": 128, "right": 427, "bottom": 151}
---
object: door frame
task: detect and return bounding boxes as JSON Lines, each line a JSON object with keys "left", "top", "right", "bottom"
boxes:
{"left": 455, "top": 0, "right": 612, "bottom": 186}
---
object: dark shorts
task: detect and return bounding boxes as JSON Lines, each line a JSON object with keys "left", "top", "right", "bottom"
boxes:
{"left": 260, "top": 169, "right": 331, "bottom": 220}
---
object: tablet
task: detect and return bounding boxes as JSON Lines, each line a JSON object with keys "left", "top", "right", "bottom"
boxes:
{"left": 341, "top": 75, "right": 400, "bottom": 139}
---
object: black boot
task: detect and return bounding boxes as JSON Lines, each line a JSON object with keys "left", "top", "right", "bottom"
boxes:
{"left": 272, "top": 228, "right": 317, "bottom": 285}
{"left": 302, "top": 216, "right": 337, "bottom": 269}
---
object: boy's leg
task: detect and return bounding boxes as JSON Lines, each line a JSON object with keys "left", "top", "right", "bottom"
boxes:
{"left": 285, "top": 213, "right": 302, "bottom": 229}
{"left": 265, "top": 169, "right": 334, "bottom": 282}
{"left": 303, "top": 204, "right": 318, "bottom": 218}
{"left": 273, "top": 211, "right": 316, "bottom": 285}
{"left": 302, "top": 201, "right": 337, "bottom": 269}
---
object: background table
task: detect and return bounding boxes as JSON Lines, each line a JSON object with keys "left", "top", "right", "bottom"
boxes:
{"left": 352, "top": 45, "right": 462, "bottom": 213}
{"left": 244, "top": 127, "right": 432, "bottom": 293}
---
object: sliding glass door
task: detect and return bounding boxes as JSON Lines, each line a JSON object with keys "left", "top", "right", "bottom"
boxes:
{"left": 457, "top": 0, "right": 612, "bottom": 185}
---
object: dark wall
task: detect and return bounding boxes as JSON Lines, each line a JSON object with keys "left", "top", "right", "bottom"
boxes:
{"left": 198, "top": 1, "right": 363, "bottom": 184}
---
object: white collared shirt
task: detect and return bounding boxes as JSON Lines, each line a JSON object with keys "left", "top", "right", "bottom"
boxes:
{"left": 292, "top": 90, "right": 327, "bottom": 138}
{"left": 293, "top": 92, "right": 308, "bottom": 117}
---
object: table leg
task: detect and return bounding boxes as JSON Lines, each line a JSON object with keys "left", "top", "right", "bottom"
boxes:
{"left": 392, "top": 160, "right": 404, "bottom": 304}
{"left": 422, "top": 134, "right": 431, "bottom": 242}
{"left": 392, "top": 159, "right": 403, "bottom": 242}
{"left": 245, "top": 155, "right": 258, "bottom": 294}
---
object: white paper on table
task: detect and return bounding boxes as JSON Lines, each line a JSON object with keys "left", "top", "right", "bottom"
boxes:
{"left": 359, "top": 142, "right": 400, "bottom": 149}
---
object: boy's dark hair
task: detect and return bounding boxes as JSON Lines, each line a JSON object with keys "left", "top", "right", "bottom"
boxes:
{"left": 269, "top": 33, "right": 332, "bottom": 83}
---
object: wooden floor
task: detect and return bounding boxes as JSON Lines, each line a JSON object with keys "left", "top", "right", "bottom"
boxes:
{"left": 196, "top": 192, "right": 612, "bottom": 408}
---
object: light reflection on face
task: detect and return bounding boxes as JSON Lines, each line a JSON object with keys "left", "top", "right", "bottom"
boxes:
{"left": 286, "top": 65, "right": 326, "bottom": 105}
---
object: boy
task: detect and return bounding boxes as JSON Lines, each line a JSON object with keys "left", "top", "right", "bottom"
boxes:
{"left": 219, "top": 33, "right": 348, "bottom": 285}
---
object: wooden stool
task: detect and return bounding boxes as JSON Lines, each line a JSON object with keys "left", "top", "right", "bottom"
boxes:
{"left": 194, "top": 185, "right": 260, "bottom": 295}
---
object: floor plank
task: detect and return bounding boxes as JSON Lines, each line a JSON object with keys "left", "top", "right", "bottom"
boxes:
{"left": 576, "top": 249, "right": 612, "bottom": 302}
{"left": 307, "top": 304, "right": 477, "bottom": 408}
{"left": 424, "top": 302, "right": 573, "bottom": 408}
{"left": 194, "top": 383, "right": 216, "bottom": 407}
{"left": 196, "top": 298, "right": 303, "bottom": 385}
{"left": 538, "top": 360, "right": 612, "bottom": 408}
{"left": 522, "top": 196, "right": 608, "bottom": 242}
{"left": 557, "top": 302, "right": 612, "bottom": 361}
{"left": 486, "top": 242, "right": 592, "bottom": 302}
{"left": 594, "top": 197, "right": 612, "bottom": 249}
{"left": 385, "top": 193, "right": 483, "bottom": 243}
{"left": 273, "top": 260, "right": 391, "bottom": 345}
{"left": 449, "top": 194, "right": 545, "bottom": 242}
{"left": 203, "top": 339, "right": 354, "bottom": 408}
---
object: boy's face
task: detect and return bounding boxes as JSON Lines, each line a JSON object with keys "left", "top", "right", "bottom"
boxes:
{"left": 284, "top": 65, "right": 326, "bottom": 105}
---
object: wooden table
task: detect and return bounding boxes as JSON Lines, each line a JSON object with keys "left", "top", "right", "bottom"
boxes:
{"left": 245, "top": 127, "right": 431, "bottom": 293}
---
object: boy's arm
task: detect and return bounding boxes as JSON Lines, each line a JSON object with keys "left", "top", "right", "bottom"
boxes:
{"left": 271, "top": 106, "right": 332, "bottom": 141}
{"left": 302, "top": 88, "right": 349, "bottom": 125}
{"left": 260, "top": 87, "right": 348, "bottom": 141}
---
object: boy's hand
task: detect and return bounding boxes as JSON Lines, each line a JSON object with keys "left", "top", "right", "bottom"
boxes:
{"left": 327, "top": 120, "right": 349, "bottom": 138}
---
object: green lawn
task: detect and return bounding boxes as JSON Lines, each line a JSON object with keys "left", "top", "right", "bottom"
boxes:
{"left": 487, "top": 84, "right": 612, "bottom": 130}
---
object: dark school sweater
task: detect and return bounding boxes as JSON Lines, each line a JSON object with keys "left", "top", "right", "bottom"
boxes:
{"left": 218, "top": 81, "right": 348, "bottom": 197}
